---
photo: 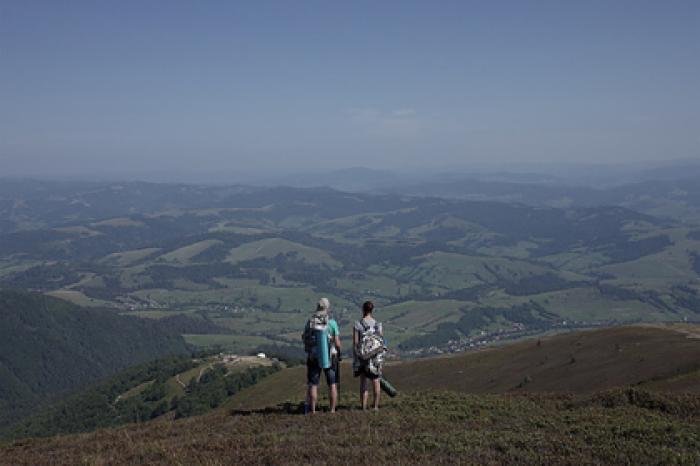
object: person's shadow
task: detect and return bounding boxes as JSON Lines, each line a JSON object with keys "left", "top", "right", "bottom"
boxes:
{"left": 230, "top": 401, "right": 356, "bottom": 416}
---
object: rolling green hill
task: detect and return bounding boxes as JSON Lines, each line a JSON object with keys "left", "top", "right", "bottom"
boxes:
{"left": 0, "top": 290, "right": 189, "bottom": 430}
{"left": 225, "top": 238, "right": 341, "bottom": 268}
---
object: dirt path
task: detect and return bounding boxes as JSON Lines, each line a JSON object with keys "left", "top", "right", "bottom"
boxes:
{"left": 175, "top": 374, "right": 187, "bottom": 389}
{"left": 196, "top": 364, "right": 213, "bottom": 383}
{"left": 644, "top": 323, "right": 700, "bottom": 339}
{"left": 673, "top": 326, "right": 700, "bottom": 339}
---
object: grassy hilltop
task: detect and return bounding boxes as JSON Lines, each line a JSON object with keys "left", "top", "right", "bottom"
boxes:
{"left": 3, "top": 390, "right": 699, "bottom": 465}
{"left": 3, "top": 326, "right": 700, "bottom": 465}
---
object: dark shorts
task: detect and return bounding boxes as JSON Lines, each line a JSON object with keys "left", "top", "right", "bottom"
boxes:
{"left": 307, "top": 359, "right": 337, "bottom": 386}
{"left": 353, "top": 365, "right": 380, "bottom": 380}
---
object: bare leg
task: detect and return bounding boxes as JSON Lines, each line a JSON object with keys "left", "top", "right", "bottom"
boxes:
{"left": 329, "top": 383, "right": 338, "bottom": 412}
{"left": 360, "top": 374, "right": 368, "bottom": 410}
{"left": 372, "top": 378, "right": 381, "bottom": 410}
{"left": 307, "top": 384, "right": 318, "bottom": 413}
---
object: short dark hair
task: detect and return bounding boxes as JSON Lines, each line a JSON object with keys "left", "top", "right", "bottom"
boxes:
{"left": 362, "top": 301, "right": 374, "bottom": 317}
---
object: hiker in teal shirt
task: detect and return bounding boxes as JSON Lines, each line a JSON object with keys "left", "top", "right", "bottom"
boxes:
{"left": 302, "top": 297, "right": 342, "bottom": 413}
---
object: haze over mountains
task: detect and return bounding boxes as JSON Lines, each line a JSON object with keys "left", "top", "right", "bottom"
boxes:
{"left": 267, "top": 158, "right": 700, "bottom": 190}
{"left": 18, "top": 158, "right": 700, "bottom": 223}
{"left": 21, "top": 158, "right": 700, "bottom": 189}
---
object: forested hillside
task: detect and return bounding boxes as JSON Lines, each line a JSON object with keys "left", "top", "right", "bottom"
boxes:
{"left": 0, "top": 291, "right": 189, "bottom": 429}
{"left": 5, "top": 355, "right": 278, "bottom": 440}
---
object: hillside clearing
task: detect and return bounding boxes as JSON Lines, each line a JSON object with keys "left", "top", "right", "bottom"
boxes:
{"left": 226, "top": 238, "right": 341, "bottom": 268}
{"left": 157, "top": 240, "right": 223, "bottom": 264}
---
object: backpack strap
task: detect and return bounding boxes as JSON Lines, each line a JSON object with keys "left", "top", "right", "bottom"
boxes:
{"left": 303, "top": 319, "right": 316, "bottom": 354}
{"left": 359, "top": 319, "right": 370, "bottom": 333}
{"left": 360, "top": 319, "right": 382, "bottom": 336}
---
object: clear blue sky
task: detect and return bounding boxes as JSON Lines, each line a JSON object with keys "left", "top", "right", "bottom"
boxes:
{"left": 1, "top": 1, "right": 698, "bottom": 177}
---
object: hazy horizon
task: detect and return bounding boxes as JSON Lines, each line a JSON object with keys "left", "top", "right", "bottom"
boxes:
{"left": 1, "top": 1, "right": 698, "bottom": 177}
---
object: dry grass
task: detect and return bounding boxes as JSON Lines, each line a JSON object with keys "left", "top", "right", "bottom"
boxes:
{"left": 3, "top": 389, "right": 699, "bottom": 465}
{"left": 384, "top": 325, "right": 700, "bottom": 394}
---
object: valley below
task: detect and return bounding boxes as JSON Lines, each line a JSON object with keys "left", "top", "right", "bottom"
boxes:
{"left": 1, "top": 179, "right": 699, "bottom": 359}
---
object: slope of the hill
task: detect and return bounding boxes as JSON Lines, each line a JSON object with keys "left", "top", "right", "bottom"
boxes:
{"left": 226, "top": 325, "right": 700, "bottom": 411}
{"left": 0, "top": 290, "right": 189, "bottom": 429}
{"left": 3, "top": 326, "right": 700, "bottom": 464}
{"left": 2, "top": 389, "right": 699, "bottom": 465}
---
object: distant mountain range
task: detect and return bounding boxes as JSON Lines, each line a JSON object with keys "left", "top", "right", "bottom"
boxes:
{"left": 14, "top": 157, "right": 700, "bottom": 190}
{"left": 246, "top": 158, "right": 700, "bottom": 191}
{"left": 237, "top": 161, "right": 700, "bottom": 223}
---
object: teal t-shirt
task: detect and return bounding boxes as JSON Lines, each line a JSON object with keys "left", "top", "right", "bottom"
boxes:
{"left": 327, "top": 319, "right": 340, "bottom": 338}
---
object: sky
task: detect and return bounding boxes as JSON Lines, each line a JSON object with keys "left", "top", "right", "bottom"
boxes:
{"left": 1, "top": 1, "right": 698, "bottom": 178}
